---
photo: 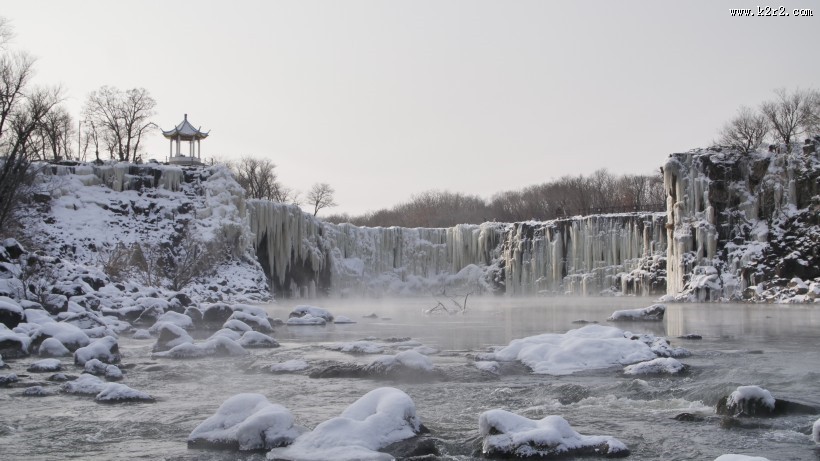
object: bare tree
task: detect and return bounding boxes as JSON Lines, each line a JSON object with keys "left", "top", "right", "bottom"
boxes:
{"left": 36, "top": 105, "right": 74, "bottom": 161}
{"left": 82, "top": 86, "right": 156, "bottom": 162}
{"left": 719, "top": 106, "right": 769, "bottom": 154}
{"left": 0, "top": 20, "right": 62, "bottom": 230}
{"left": 760, "top": 88, "right": 815, "bottom": 151}
{"left": 307, "top": 182, "right": 337, "bottom": 216}
{"left": 229, "top": 156, "right": 298, "bottom": 203}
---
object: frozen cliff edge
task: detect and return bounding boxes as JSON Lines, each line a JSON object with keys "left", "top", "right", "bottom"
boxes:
{"left": 248, "top": 201, "right": 667, "bottom": 298}
{"left": 663, "top": 146, "right": 819, "bottom": 302}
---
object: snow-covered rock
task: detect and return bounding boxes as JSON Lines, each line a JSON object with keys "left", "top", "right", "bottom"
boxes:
{"left": 0, "top": 372, "right": 18, "bottom": 386}
{"left": 152, "top": 323, "right": 194, "bottom": 352}
{"left": 608, "top": 304, "right": 665, "bottom": 321}
{"left": 237, "top": 331, "right": 279, "bottom": 348}
{"left": 27, "top": 358, "right": 62, "bottom": 372}
{"left": 0, "top": 296, "right": 25, "bottom": 329}
{"left": 311, "top": 350, "right": 438, "bottom": 381}
{"left": 38, "top": 337, "right": 71, "bottom": 357}
{"left": 149, "top": 312, "right": 194, "bottom": 332}
{"left": 188, "top": 393, "right": 305, "bottom": 450}
{"left": 0, "top": 328, "right": 31, "bottom": 358}
{"left": 479, "top": 410, "right": 628, "bottom": 458}
{"left": 717, "top": 385, "right": 775, "bottom": 417}
{"left": 267, "top": 387, "right": 423, "bottom": 461}
{"left": 83, "top": 358, "right": 123, "bottom": 380}
{"left": 153, "top": 336, "right": 247, "bottom": 359}
{"left": 61, "top": 374, "right": 105, "bottom": 395}
{"left": 326, "top": 341, "right": 384, "bottom": 354}
{"left": 132, "top": 329, "right": 152, "bottom": 340}
{"left": 334, "top": 315, "right": 355, "bottom": 324}
{"left": 475, "top": 360, "right": 501, "bottom": 374}
{"left": 23, "top": 385, "right": 56, "bottom": 397}
{"left": 31, "top": 322, "right": 90, "bottom": 352}
{"left": 74, "top": 336, "right": 120, "bottom": 366}
{"left": 491, "top": 324, "right": 659, "bottom": 375}
{"left": 286, "top": 314, "right": 326, "bottom": 326}
{"left": 223, "top": 319, "right": 252, "bottom": 333}
{"left": 623, "top": 357, "right": 685, "bottom": 375}
{"left": 289, "top": 305, "right": 334, "bottom": 323}
{"left": 269, "top": 359, "right": 309, "bottom": 373}
{"left": 228, "top": 309, "right": 272, "bottom": 332}
{"left": 95, "top": 383, "right": 154, "bottom": 403}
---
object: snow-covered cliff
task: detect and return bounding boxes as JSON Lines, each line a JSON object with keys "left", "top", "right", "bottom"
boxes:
{"left": 663, "top": 145, "right": 820, "bottom": 301}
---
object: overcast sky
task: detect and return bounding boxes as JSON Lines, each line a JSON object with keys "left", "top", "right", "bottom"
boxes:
{"left": 1, "top": 1, "right": 817, "bottom": 215}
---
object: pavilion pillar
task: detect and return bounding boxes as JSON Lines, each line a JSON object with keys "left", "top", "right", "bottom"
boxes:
{"left": 197, "top": 139, "right": 201, "bottom": 159}
{"left": 169, "top": 138, "right": 172, "bottom": 157}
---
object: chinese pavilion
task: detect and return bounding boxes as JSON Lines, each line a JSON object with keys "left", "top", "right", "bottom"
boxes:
{"left": 161, "top": 114, "right": 210, "bottom": 165}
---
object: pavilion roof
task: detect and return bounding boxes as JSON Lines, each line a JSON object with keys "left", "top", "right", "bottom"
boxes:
{"left": 161, "top": 114, "right": 210, "bottom": 140}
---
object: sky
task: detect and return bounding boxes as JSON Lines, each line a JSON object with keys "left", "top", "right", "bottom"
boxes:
{"left": 1, "top": 1, "right": 818, "bottom": 216}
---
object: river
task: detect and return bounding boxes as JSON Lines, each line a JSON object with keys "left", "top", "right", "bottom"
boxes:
{"left": 1, "top": 297, "right": 818, "bottom": 460}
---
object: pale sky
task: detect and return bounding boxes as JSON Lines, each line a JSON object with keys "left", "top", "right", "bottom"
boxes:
{"left": 1, "top": 1, "right": 818, "bottom": 216}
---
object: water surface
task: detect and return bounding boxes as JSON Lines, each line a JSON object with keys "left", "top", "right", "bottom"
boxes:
{"left": 1, "top": 297, "right": 818, "bottom": 460}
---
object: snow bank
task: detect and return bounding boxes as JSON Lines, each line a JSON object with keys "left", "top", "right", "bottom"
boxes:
{"left": 188, "top": 393, "right": 305, "bottom": 450}
{"left": 491, "top": 324, "right": 658, "bottom": 375}
{"left": 479, "top": 410, "right": 628, "bottom": 457}
{"left": 267, "top": 387, "right": 423, "bottom": 461}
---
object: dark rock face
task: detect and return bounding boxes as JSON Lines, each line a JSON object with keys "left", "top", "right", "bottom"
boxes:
{"left": 202, "top": 303, "right": 233, "bottom": 325}
{"left": 665, "top": 148, "right": 820, "bottom": 300}
{"left": 0, "top": 336, "right": 30, "bottom": 358}
{"left": 0, "top": 305, "right": 25, "bottom": 329}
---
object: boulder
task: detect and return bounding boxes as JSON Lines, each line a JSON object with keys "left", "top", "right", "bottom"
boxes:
{"left": 0, "top": 297, "right": 25, "bottom": 329}
{"left": 152, "top": 323, "right": 194, "bottom": 352}
{"left": 201, "top": 303, "right": 233, "bottom": 326}
{"left": 479, "top": 410, "right": 629, "bottom": 458}
{"left": 74, "top": 336, "right": 120, "bottom": 366}
{"left": 608, "top": 304, "right": 666, "bottom": 321}
{"left": 27, "top": 358, "right": 62, "bottom": 372}
{"left": 0, "top": 329, "right": 31, "bottom": 358}
{"left": 187, "top": 393, "right": 306, "bottom": 450}
{"left": 268, "top": 387, "right": 423, "bottom": 461}
{"left": 289, "top": 305, "right": 334, "bottom": 322}
{"left": 716, "top": 385, "right": 818, "bottom": 417}
{"left": 95, "top": 383, "right": 154, "bottom": 403}
{"left": 37, "top": 338, "right": 71, "bottom": 357}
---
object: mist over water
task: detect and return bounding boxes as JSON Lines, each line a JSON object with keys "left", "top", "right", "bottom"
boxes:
{"left": 2, "top": 297, "right": 819, "bottom": 460}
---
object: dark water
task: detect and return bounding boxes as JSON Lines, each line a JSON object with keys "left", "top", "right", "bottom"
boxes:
{"left": 1, "top": 297, "right": 818, "bottom": 460}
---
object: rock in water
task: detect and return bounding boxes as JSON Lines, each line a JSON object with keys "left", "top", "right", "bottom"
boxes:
{"left": 479, "top": 410, "right": 629, "bottom": 458}
{"left": 188, "top": 393, "right": 305, "bottom": 451}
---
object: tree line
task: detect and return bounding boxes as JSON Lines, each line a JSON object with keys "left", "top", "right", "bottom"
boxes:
{"left": 323, "top": 169, "right": 665, "bottom": 228}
